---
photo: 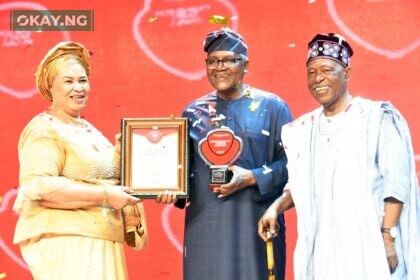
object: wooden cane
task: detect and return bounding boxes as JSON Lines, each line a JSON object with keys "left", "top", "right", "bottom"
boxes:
{"left": 266, "top": 231, "right": 275, "bottom": 280}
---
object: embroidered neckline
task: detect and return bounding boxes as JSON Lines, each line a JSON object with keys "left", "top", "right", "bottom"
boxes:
{"left": 46, "top": 106, "right": 87, "bottom": 128}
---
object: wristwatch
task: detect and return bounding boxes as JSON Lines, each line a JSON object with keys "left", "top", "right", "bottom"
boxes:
{"left": 381, "top": 226, "right": 398, "bottom": 238}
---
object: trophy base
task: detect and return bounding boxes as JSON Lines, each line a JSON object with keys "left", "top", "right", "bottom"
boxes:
{"left": 209, "top": 165, "right": 232, "bottom": 190}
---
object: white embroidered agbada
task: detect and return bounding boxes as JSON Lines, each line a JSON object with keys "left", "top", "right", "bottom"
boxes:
{"left": 282, "top": 97, "right": 420, "bottom": 280}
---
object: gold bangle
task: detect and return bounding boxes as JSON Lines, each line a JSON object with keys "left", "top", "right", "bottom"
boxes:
{"left": 102, "top": 187, "right": 108, "bottom": 207}
{"left": 102, "top": 187, "right": 109, "bottom": 218}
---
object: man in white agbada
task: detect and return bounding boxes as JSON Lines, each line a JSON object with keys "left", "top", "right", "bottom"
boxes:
{"left": 258, "top": 33, "right": 420, "bottom": 280}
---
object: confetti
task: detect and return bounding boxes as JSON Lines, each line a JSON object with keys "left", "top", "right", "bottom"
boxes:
{"left": 308, "top": 0, "right": 316, "bottom": 3}
{"left": 209, "top": 15, "right": 228, "bottom": 25}
{"left": 148, "top": 16, "right": 158, "bottom": 23}
{"left": 230, "top": 16, "right": 238, "bottom": 21}
{"left": 262, "top": 165, "right": 273, "bottom": 175}
{"left": 261, "top": 130, "right": 270, "bottom": 136}
{"left": 211, "top": 114, "right": 226, "bottom": 122}
{"left": 0, "top": 272, "right": 6, "bottom": 279}
{"left": 192, "top": 118, "right": 202, "bottom": 127}
{"left": 208, "top": 104, "right": 217, "bottom": 114}
{"left": 249, "top": 100, "right": 260, "bottom": 112}
{"left": 0, "top": 196, "right": 2, "bottom": 203}
{"left": 288, "top": 43, "right": 296, "bottom": 48}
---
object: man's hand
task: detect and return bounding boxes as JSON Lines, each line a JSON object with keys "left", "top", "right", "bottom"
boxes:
{"left": 383, "top": 235, "right": 399, "bottom": 273}
{"left": 258, "top": 206, "right": 280, "bottom": 242}
{"left": 155, "top": 190, "right": 178, "bottom": 204}
{"left": 213, "top": 165, "right": 256, "bottom": 198}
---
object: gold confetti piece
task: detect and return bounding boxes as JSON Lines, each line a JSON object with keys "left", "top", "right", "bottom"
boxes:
{"left": 249, "top": 100, "right": 260, "bottom": 112}
{"left": 209, "top": 15, "right": 228, "bottom": 25}
{"left": 148, "top": 16, "right": 158, "bottom": 23}
{"left": 0, "top": 196, "right": 2, "bottom": 203}
{"left": 308, "top": 0, "right": 316, "bottom": 3}
{"left": 0, "top": 272, "right": 6, "bottom": 279}
{"left": 288, "top": 43, "right": 296, "bottom": 48}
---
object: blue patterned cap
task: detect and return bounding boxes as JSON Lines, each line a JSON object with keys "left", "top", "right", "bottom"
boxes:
{"left": 204, "top": 28, "right": 248, "bottom": 58}
{"left": 307, "top": 33, "right": 353, "bottom": 67}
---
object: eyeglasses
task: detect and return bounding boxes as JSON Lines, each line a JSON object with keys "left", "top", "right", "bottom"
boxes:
{"left": 205, "top": 57, "right": 243, "bottom": 69}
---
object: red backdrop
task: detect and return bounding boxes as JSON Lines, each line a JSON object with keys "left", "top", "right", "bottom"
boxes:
{"left": 1, "top": 0, "right": 419, "bottom": 279}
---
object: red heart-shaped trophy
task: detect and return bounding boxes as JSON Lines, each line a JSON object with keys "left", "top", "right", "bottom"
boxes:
{"left": 198, "top": 128, "right": 242, "bottom": 166}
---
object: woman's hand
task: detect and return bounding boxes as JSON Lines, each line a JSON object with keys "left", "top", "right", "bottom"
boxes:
{"left": 114, "top": 133, "right": 122, "bottom": 155}
{"left": 106, "top": 186, "right": 140, "bottom": 210}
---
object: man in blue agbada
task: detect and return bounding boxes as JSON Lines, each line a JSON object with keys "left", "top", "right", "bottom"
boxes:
{"left": 157, "top": 28, "right": 292, "bottom": 279}
{"left": 258, "top": 33, "right": 420, "bottom": 280}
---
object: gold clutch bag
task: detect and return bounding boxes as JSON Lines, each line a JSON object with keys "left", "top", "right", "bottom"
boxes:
{"left": 121, "top": 202, "right": 148, "bottom": 250}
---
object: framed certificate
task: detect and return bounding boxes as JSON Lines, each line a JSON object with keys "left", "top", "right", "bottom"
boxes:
{"left": 121, "top": 118, "right": 189, "bottom": 198}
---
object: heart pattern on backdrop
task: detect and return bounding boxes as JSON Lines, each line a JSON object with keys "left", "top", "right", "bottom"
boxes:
{"left": 0, "top": 2, "right": 70, "bottom": 99}
{"left": 0, "top": 189, "right": 28, "bottom": 270}
{"left": 132, "top": 0, "right": 239, "bottom": 80}
{"left": 327, "top": 0, "right": 419, "bottom": 59}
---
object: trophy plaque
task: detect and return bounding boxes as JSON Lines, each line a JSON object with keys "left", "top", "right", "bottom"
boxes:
{"left": 198, "top": 128, "right": 243, "bottom": 190}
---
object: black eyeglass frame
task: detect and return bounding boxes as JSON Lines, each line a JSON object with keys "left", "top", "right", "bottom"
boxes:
{"left": 204, "top": 57, "right": 244, "bottom": 69}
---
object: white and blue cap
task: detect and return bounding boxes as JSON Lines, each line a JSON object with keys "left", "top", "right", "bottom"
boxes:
{"left": 204, "top": 28, "right": 248, "bottom": 58}
{"left": 307, "top": 33, "right": 353, "bottom": 67}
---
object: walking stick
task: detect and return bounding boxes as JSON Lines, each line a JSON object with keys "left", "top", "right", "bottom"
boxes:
{"left": 266, "top": 231, "right": 275, "bottom": 280}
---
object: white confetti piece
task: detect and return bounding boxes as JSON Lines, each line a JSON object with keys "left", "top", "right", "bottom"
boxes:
{"left": 192, "top": 118, "right": 202, "bottom": 127}
{"left": 262, "top": 165, "right": 273, "bottom": 174}
{"left": 211, "top": 114, "right": 226, "bottom": 122}
{"left": 261, "top": 130, "right": 270, "bottom": 136}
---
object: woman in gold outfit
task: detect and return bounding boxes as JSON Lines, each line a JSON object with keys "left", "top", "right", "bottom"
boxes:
{"left": 13, "top": 41, "right": 142, "bottom": 280}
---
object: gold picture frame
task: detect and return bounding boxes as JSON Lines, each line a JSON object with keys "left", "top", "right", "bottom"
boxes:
{"left": 121, "top": 118, "right": 189, "bottom": 198}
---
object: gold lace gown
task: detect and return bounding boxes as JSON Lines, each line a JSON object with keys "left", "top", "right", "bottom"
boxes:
{"left": 14, "top": 112, "right": 127, "bottom": 280}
